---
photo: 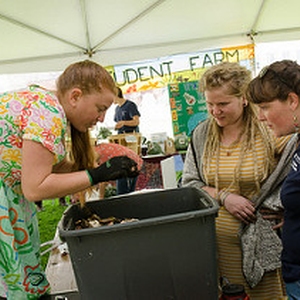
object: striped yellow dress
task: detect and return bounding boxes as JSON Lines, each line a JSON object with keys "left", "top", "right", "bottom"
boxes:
{"left": 206, "top": 135, "right": 289, "bottom": 300}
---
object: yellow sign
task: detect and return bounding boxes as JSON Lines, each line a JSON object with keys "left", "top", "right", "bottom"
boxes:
{"left": 106, "top": 44, "right": 255, "bottom": 93}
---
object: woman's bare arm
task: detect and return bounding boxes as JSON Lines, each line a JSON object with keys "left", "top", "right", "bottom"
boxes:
{"left": 21, "top": 140, "right": 91, "bottom": 201}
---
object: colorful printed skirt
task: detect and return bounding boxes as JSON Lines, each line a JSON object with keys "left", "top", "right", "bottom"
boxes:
{"left": 0, "top": 180, "right": 50, "bottom": 299}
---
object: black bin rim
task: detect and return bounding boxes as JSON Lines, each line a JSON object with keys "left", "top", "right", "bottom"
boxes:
{"left": 58, "top": 187, "right": 219, "bottom": 238}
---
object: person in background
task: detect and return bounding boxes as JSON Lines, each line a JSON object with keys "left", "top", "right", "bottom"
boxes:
{"left": 114, "top": 87, "right": 140, "bottom": 134}
{"left": 247, "top": 59, "right": 300, "bottom": 300}
{"left": 113, "top": 87, "right": 141, "bottom": 195}
{"left": 0, "top": 60, "right": 138, "bottom": 299}
{"left": 182, "top": 62, "right": 296, "bottom": 299}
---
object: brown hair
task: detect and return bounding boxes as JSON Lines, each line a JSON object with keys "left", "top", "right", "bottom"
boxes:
{"left": 200, "top": 62, "right": 276, "bottom": 193}
{"left": 246, "top": 60, "right": 300, "bottom": 104}
{"left": 117, "top": 86, "right": 124, "bottom": 98}
{"left": 57, "top": 60, "right": 116, "bottom": 171}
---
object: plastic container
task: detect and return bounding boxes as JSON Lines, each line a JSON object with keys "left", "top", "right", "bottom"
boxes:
{"left": 58, "top": 187, "right": 219, "bottom": 300}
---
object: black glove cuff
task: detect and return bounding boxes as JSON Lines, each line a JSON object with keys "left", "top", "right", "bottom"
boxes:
{"left": 86, "top": 170, "right": 95, "bottom": 186}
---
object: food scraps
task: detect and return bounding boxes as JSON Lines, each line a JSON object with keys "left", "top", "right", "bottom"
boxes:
{"left": 75, "top": 214, "right": 138, "bottom": 229}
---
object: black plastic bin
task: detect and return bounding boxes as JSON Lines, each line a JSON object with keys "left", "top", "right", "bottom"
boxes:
{"left": 58, "top": 187, "right": 219, "bottom": 300}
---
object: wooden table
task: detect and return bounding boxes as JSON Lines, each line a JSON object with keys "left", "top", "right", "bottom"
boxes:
{"left": 45, "top": 230, "right": 79, "bottom": 298}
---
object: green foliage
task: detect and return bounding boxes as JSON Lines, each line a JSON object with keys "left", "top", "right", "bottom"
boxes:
{"left": 146, "top": 141, "right": 164, "bottom": 155}
{"left": 174, "top": 134, "right": 189, "bottom": 151}
{"left": 97, "top": 127, "right": 112, "bottom": 140}
{"left": 38, "top": 199, "right": 68, "bottom": 270}
{"left": 176, "top": 170, "right": 183, "bottom": 181}
{"left": 104, "top": 184, "right": 117, "bottom": 198}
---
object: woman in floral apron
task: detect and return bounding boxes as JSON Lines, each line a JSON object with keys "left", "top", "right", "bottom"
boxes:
{"left": 0, "top": 60, "right": 138, "bottom": 299}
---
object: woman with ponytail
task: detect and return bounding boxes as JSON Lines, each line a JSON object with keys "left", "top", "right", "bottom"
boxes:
{"left": 0, "top": 60, "right": 138, "bottom": 299}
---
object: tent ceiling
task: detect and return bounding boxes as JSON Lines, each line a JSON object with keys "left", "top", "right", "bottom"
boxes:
{"left": 0, "top": 0, "right": 300, "bottom": 74}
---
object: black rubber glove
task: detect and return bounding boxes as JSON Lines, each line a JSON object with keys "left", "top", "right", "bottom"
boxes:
{"left": 87, "top": 156, "right": 139, "bottom": 185}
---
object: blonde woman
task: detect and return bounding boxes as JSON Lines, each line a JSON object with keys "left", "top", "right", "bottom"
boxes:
{"left": 0, "top": 60, "right": 138, "bottom": 299}
{"left": 182, "top": 62, "right": 297, "bottom": 299}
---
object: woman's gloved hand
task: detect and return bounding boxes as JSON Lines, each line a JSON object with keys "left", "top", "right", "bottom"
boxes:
{"left": 87, "top": 156, "right": 139, "bottom": 185}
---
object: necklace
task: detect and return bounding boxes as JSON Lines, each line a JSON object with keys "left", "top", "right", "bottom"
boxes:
{"left": 223, "top": 143, "right": 239, "bottom": 156}
{"left": 221, "top": 127, "right": 245, "bottom": 156}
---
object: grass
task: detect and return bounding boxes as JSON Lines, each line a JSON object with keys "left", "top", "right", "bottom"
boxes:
{"left": 37, "top": 188, "right": 116, "bottom": 270}
{"left": 37, "top": 198, "right": 69, "bottom": 270}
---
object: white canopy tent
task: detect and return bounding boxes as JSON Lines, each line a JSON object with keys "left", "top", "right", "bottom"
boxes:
{"left": 1, "top": 0, "right": 300, "bottom": 74}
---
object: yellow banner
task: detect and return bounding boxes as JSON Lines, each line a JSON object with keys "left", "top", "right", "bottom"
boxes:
{"left": 106, "top": 44, "right": 255, "bottom": 94}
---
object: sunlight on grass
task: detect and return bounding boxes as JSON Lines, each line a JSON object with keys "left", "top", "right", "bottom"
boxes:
{"left": 38, "top": 198, "right": 69, "bottom": 270}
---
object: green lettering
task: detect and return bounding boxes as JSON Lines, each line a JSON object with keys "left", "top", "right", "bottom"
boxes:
{"left": 138, "top": 66, "right": 150, "bottom": 81}
{"left": 125, "top": 68, "right": 138, "bottom": 84}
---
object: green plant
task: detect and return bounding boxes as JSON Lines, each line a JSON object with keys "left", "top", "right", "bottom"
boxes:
{"left": 146, "top": 141, "right": 164, "bottom": 155}
{"left": 104, "top": 184, "right": 117, "bottom": 198}
{"left": 97, "top": 127, "right": 112, "bottom": 140}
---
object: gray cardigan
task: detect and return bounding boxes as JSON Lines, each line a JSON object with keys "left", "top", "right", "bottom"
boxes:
{"left": 182, "top": 119, "right": 298, "bottom": 287}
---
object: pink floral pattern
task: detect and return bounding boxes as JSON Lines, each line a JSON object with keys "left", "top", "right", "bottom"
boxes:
{"left": 0, "top": 86, "right": 66, "bottom": 298}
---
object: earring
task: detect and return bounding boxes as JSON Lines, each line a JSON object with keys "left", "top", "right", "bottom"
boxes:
{"left": 242, "top": 96, "right": 248, "bottom": 107}
{"left": 293, "top": 115, "right": 300, "bottom": 133}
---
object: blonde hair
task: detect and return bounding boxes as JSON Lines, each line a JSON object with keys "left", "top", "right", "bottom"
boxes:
{"left": 199, "top": 62, "right": 251, "bottom": 96}
{"left": 200, "top": 62, "right": 276, "bottom": 194}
